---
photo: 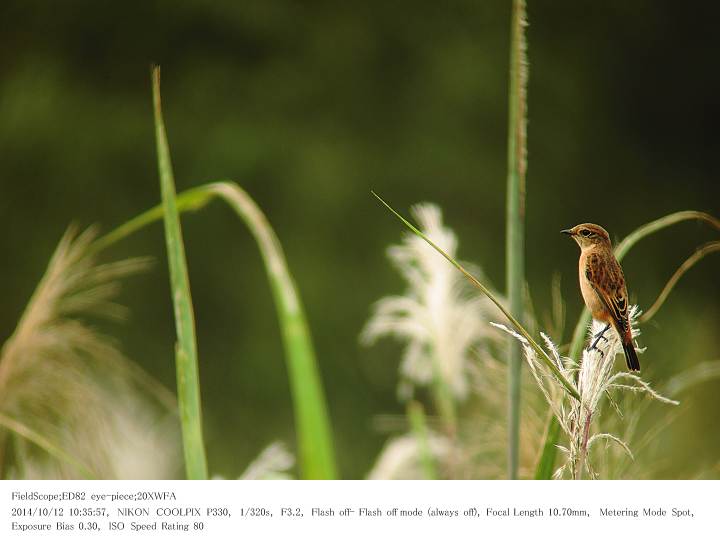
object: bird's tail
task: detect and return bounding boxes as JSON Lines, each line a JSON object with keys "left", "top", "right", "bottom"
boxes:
{"left": 622, "top": 340, "right": 640, "bottom": 372}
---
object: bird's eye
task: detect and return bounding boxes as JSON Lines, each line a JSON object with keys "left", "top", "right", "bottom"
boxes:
{"left": 580, "top": 229, "right": 591, "bottom": 237}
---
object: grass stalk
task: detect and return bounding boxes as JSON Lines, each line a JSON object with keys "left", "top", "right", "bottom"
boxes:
{"left": 407, "top": 401, "right": 437, "bottom": 479}
{"left": 92, "top": 181, "right": 337, "bottom": 479}
{"left": 505, "top": 0, "right": 529, "bottom": 480}
{"left": 431, "top": 378, "right": 457, "bottom": 437}
{"left": 576, "top": 410, "right": 592, "bottom": 480}
{"left": 151, "top": 67, "right": 208, "bottom": 479}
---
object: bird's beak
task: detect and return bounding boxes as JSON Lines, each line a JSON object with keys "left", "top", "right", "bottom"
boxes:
{"left": 561, "top": 229, "right": 574, "bottom": 236}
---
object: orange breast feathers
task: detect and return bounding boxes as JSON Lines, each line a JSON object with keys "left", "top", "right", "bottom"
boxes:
{"left": 579, "top": 251, "right": 611, "bottom": 322}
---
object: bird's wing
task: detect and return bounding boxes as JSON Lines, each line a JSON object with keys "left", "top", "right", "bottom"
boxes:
{"left": 585, "top": 254, "right": 630, "bottom": 336}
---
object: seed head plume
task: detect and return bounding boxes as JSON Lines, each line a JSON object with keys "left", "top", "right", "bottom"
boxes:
{"left": 363, "top": 202, "right": 548, "bottom": 479}
{"left": 0, "top": 227, "right": 180, "bottom": 478}
{"left": 493, "top": 306, "right": 677, "bottom": 479}
{"left": 361, "top": 203, "right": 504, "bottom": 401}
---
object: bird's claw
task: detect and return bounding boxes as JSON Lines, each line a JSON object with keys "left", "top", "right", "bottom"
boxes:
{"left": 588, "top": 323, "right": 612, "bottom": 352}
{"left": 589, "top": 332, "right": 608, "bottom": 350}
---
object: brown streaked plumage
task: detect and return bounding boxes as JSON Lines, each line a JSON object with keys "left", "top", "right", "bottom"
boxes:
{"left": 561, "top": 223, "right": 640, "bottom": 371}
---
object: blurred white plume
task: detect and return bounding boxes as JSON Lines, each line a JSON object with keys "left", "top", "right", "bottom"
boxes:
{"left": 240, "top": 442, "right": 295, "bottom": 480}
{"left": 361, "top": 203, "right": 503, "bottom": 400}
{"left": 367, "top": 432, "right": 453, "bottom": 480}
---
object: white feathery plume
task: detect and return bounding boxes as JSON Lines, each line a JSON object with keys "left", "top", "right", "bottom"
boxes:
{"left": 494, "top": 306, "right": 677, "bottom": 479}
{"left": 362, "top": 203, "right": 504, "bottom": 400}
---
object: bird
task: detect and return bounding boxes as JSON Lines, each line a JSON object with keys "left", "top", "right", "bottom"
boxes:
{"left": 561, "top": 223, "right": 640, "bottom": 371}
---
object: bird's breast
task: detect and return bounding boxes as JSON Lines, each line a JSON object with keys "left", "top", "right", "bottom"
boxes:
{"left": 579, "top": 251, "right": 609, "bottom": 320}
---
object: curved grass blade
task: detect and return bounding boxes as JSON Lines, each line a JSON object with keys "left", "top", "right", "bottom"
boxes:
{"left": 207, "top": 183, "right": 337, "bottom": 479}
{"left": 92, "top": 181, "right": 337, "bottom": 479}
{"left": 640, "top": 241, "right": 720, "bottom": 323}
{"left": 88, "top": 186, "right": 214, "bottom": 256}
{"left": 152, "top": 67, "right": 208, "bottom": 480}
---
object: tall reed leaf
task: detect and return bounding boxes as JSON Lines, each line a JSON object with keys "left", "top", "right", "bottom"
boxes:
{"left": 151, "top": 67, "right": 208, "bottom": 480}
{"left": 505, "top": 0, "right": 529, "bottom": 480}
{"left": 93, "top": 181, "right": 337, "bottom": 479}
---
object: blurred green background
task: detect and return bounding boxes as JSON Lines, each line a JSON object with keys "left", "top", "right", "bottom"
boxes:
{"left": 1, "top": 1, "right": 718, "bottom": 478}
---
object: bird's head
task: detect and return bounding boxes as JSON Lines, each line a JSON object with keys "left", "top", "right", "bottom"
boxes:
{"left": 561, "top": 223, "right": 611, "bottom": 250}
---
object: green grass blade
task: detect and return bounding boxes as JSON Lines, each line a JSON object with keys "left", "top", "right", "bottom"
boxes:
{"left": 505, "top": 0, "right": 529, "bottom": 480}
{"left": 534, "top": 413, "right": 560, "bottom": 480}
{"left": 89, "top": 187, "right": 214, "bottom": 256}
{"left": 88, "top": 187, "right": 214, "bottom": 256}
{"left": 92, "top": 181, "right": 337, "bottom": 479}
{"left": 151, "top": 67, "right": 208, "bottom": 480}
{"left": 0, "top": 412, "right": 96, "bottom": 479}
{"left": 207, "top": 182, "right": 337, "bottom": 479}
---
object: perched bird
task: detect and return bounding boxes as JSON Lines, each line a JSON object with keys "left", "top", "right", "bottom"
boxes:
{"left": 562, "top": 223, "right": 640, "bottom": 371}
